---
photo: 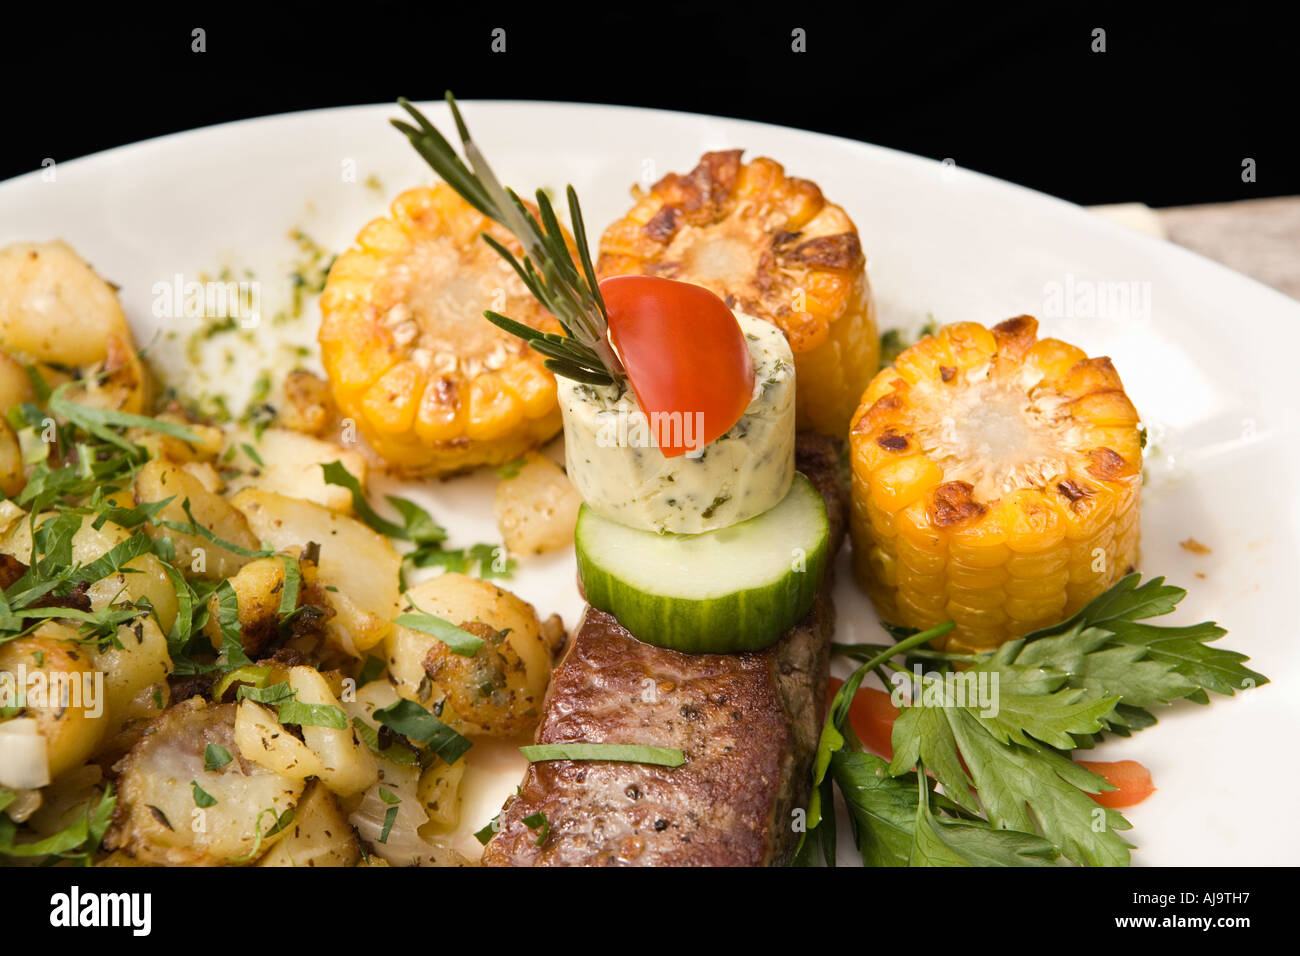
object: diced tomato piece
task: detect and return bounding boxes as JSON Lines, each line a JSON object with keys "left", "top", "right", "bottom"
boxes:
{"left": 599, "top": 275, "right": 754, "bottom": 458}
{"left": 1076, "top": 758, "right": 1156, "bottom": 808}
{"left": 827, "top": 677, "right": 900, "bottom": 760}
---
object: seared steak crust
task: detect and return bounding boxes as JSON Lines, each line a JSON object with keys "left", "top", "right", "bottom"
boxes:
{"left": 483, "top": 434, "right": 845, "bottom": 866}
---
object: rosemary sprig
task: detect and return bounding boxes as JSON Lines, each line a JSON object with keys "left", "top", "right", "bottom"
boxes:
{"left": 392, "top": 94, "right": 626, "bottom": 388}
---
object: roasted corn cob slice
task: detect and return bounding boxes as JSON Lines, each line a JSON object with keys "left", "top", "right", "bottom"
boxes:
{"left": 597, "top": 150, "right": 878, "bottom": 437}
{"left": 849, "top": 316, "right": 1142, "bottom": 653}
{"left": 319, "top": 184, "right": 566, "bottom": 475}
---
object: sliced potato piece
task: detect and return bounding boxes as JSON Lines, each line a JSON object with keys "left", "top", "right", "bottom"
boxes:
{"left": 257, "top": 779, "right": 361, "bottom": 867}
{"left": 89, "top": 615, "right": 172, "bottom": 736}
{"left": 0, "top": 349, "right": 35, "bottom": 415}
{"left": 225, "top": 427, "right": 366, "bottom": 514}
{"left": 136, "top": 459, "right": 260, "bottom": 580}
{"left": 417, "top": 758, "right": 466, "bottom": 833}
{"left": 107, "top": 699, "right": 304, "bottom": 865}
{"left": 93, "top": 554, "right": 179, "bottom": 636}
{"left": 0, "top": 499, "right": 25, "bottom": 538}
{"left": 349, "top": 758, "right": 470, "bottom": 866}
{"left": 0, "top": 418, "right": 24, "bottom": 498}
{"left": 0, "top": 719, "right": 50, "bottom": 790}
{"left": 494, "top": 452, "right": 581, "bottom": 555}
{"left": 201, "top": 556, "right": 288, "bottom": 660}
{"left": 0, "top": 240, "right": 148, "bottom": 414}
{"left": 234, "top": 699, "right": 324, "bottom": 780}
{"left": 231, "top": 488, "right": 400, "bottom": 656}
{"left": 387, "top": 573, "right": 557, "bottom": 736}
{"left": 76, "top": 515, "right": 180, "bottom": 634}
{"left": 0, "top": 240, "right": 133, "bottom": 366}
{"left": 288, "top": 665, "right": 377, "bottom": 797}
{"left": 279, "top": 370, "right": 335, "bottom": 437}
{"left": 0, "top": 626, "right": 107, "bottom": 779}
{"left": 24, "top": 765, "right": 105, "bottom": 837}
{"left": 181, "top": 460, "right": 224, "bottom": 494}
{"left": 58, "top": 331, "right": 149, "bottom": 415}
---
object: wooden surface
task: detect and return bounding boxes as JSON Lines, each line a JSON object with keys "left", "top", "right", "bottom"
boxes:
{"left": 1091, "top": 198, "right": 1300, "bottom": 300}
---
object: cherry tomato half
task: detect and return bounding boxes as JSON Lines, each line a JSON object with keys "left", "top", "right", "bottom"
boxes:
{"left": 1076, "top": 759, "right": 1156, "bottom": 808}
{"left": 827, "top": 677, "right": 900, "bottom": 760}
{"left": 599, "top": 275, "right": 754, "bottom": 458}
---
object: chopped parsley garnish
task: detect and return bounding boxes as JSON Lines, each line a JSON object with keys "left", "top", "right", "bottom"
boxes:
{"left": 351, "top": 717, "right": 420, "bottom": 766}
{"left": 276, "top": 698, "right": 348, "bottom": 730}
{"left": 877, "top": 316, "right": 939, "bottom": 370}
{"left": 235, "top": 681, "right": 346, "bottom": 729}
{"left": 0, "top": 786, "right": 116, "bottom": 863}
{"left": 321, "top": 460, "right": 512, "bottom": 581}
{"left": 520, "top": 743, "right": 685, "bottom": 768}
{"left": 203, "top": 744, "right": 234, "bottom": 771}
{"left": 494, "top": 457, "right": 526, "bottom": 479}
{"left": 240, "top": 442, "right": 265, "bottom": 467}
{"left": 394, "top": 601, "right": 483, "bottom": 656}
{"left": 522, "top": 811, "right": 550, "bottom": 846}
{"left": 357, "top": 655, "right": 386, "bottom": 687}
{"left": 373, "top": 697, "right": 472, "bottom": 765}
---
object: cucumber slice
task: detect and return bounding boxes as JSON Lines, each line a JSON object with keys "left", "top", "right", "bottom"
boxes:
{"left": 575, "top": 473, "right": 829, "bottom": 653}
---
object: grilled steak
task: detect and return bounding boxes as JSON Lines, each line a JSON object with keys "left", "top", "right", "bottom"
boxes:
{"left": 482, "top": 433, "right": 846, "bottom": 866}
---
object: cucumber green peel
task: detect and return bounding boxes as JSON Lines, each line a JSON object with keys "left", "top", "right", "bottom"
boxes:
{"left": 574, "top": 473, "right": 830, "bottom": 653}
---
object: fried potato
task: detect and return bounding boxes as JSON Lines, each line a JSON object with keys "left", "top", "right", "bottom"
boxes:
{"left": 107, "top": 699, "right": 304, "bottom": 865}
{"left": 494, "top": 453, "right": 581, "bottom": 555}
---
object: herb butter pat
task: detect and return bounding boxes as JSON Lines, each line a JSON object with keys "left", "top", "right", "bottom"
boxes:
{"left": 558, "top": 312, "right": 795, "bottom": 534}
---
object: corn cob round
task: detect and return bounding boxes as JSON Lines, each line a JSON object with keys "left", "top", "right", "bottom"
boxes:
{"left": 597, "top": 150, "right": 878, "bottom": 437}
{"left": 849, "top": 316, "right": 1142, "bottom": 653}
{"left": 319, "top": 184, "right": 565, "bottom": 475}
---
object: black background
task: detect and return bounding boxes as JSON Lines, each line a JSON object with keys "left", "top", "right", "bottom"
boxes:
{"left": 8, "top": 862, "right": 1280, "bottom": 942}
{"left": 1, "top": 3, "right": 1291, "bottom": 206}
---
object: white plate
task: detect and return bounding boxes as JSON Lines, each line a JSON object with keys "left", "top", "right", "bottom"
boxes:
{"left": 2, "top": 101, "right": 1297, "bottom": 866}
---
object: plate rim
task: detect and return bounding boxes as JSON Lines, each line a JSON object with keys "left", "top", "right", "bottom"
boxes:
{"left": 3, "top": 97, "right": 1299, "bottom": 322}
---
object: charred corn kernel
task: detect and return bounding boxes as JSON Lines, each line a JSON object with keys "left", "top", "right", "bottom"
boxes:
{"left": 596, "top": 149, "right": 878, "bottom": 437}
{"left": 319, "top": 184, "right": 566, "bottom": 475}
{"left": 849, "top": 315, "right": 1143, "bottom": 653}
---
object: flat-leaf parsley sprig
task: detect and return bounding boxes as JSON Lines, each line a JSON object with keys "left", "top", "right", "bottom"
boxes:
{"left": 800, "top": 573, "right": 1267, "bottom": 868}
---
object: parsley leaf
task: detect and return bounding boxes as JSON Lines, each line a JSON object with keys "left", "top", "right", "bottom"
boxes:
{"left": 393, "top": 602, "right": 483, "bottom": 656}
{"left": 0, "top": 786, "right": 116, "bottom": 863}
{"left": 378, "top": 789, "right": 401, "bottom": 844}
{"left": 807, "top": 574, "right": 1267, "bottom": 868}
{"left": 522, "top": 810, "right": 550, "bottom": 846}
{"left": 213, "top": 579, "right": 252, "bottom": 669}
{"left": 277, "top": 698, "right": 348, "bottom": 729}
{"left": 520, "top": 743, "right": 685, "bottom": 767}
{"left": 494, "top": 457, "right": 526, "bottom": 479}
{"left": 373, "top": 698, "right": 472, "bottom": 764}
{"left": 357, "top": 655, "right": 386, "bottom": 687}
{"left": 906, "top": 760, "right": 1056, "bottom": 867}
{"left": 320, "top": 461, "right": 420, "bottom": 540}
{"left": 351, "top": 716, "right": 420, "bottom": 766}
{"left": 203, "top": 743, "right": 234, "bottom": 771}
{"left": 49, "top": 385, "right": 206, "bottom": 453}
{"left": 320, "top": 461, "right": 511, "bottom": 582}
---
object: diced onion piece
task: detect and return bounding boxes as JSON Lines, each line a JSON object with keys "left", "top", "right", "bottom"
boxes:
{"left": 0, "top": 719, "right": 51, "bottom": 790}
